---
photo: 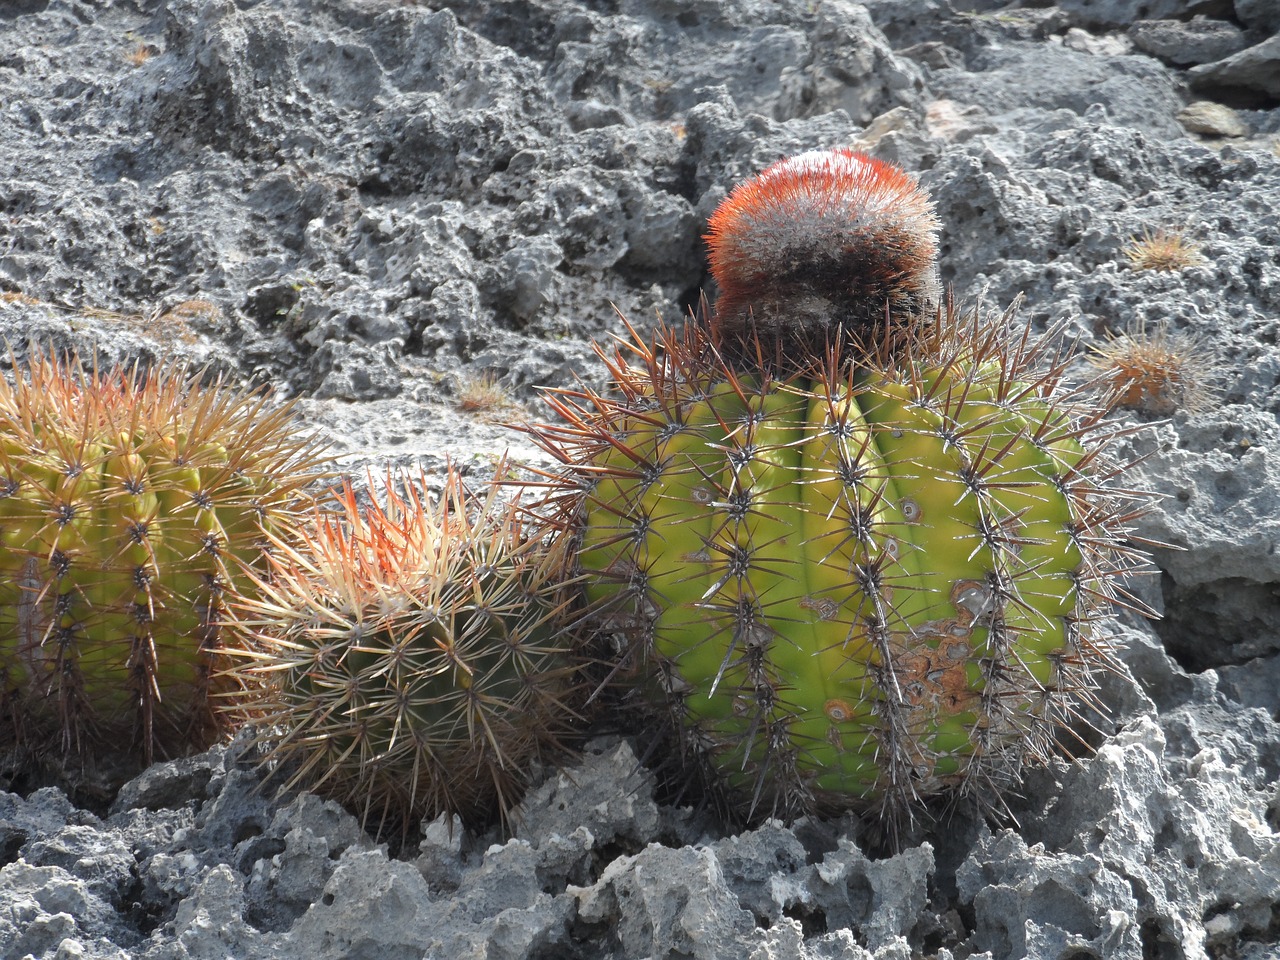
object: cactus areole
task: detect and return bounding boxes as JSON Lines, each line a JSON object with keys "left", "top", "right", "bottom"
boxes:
{"left": 532, "top": 313, "right": 1151, "bottom": 826}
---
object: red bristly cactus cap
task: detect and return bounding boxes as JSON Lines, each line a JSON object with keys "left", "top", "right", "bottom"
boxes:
{"left": 704, "top": 148, "right": 942, "bottom": 347}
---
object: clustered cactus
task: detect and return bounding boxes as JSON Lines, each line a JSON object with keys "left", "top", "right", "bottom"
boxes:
{"left": 0, "top": 353, "right": 321, "bottom": 778}
{"left": 1, "top": 148, "right": 1156, "bottom": 840}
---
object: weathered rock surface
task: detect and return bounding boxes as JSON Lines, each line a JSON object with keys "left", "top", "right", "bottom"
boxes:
{"left": 1, "top": 1, "right": 1278, "bottom": 958}
{"left": 1191, "top": 34, "right": 1280, "bottom": 100}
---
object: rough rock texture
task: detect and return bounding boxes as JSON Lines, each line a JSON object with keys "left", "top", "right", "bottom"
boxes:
{"left": 1130, "top": 17, "right": 1249, "bottom": 67}
{"left": 1, "top": 1, "right": 1279, "bottom": 959}
{"left": 1190, "top": 34, "right": 1280, "bottom": 101}
{"left": 1178, "top": 100, "right": 1250, "bottom": 136}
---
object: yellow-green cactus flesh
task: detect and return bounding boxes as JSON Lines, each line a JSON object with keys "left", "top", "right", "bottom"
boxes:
{"left": 0, "top": 354, "right": 322, "bottom": 772}
{"left": 542, "top": 318, "right": 1144, "bottom": 825}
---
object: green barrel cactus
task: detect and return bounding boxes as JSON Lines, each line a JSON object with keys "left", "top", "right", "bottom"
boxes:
{"left": 0, "top": 351, "right": 323, "bottom": 779}
{"left": 529, "top": 312, "right": 1151, "bottom": 828}
{"left": 225, "top": 464, "right": 585, "bottom": 831}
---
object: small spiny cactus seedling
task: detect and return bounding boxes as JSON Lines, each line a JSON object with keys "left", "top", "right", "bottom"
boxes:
{"left": 161, "top": 299, "right": 223, "bottom": 325}
{"left": 0, "top": 351, "right": 324, "bottom": 780}
{"left": 1122, "top": 227, "right": 1205, "bottom": 272}
{"left": 224, "top": 464, "right": 585, "bottom": 831}
{"left": 457, "top": 369, "right": 522, "bottom": 421}
{"left": 526, "top": 149, "right": 1156, "bottom": 838}
{"left": 125, "top": 42, "right": 154, "bottom": 67}
{"left": 1090, "top": 321, "right": 1221, "bottom": 416}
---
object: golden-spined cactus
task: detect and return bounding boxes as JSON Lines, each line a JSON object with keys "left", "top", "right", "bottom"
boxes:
{"left": 0, "top": 351, "right": 323, "bottom": 779}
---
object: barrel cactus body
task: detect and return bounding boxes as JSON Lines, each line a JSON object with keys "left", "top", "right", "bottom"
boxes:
{"left": 533, "top": 315, "right": 1149, "bottom": 826}
{"left": 227, "top": 466, "right": 584, "bottom": 830}
{"left": 0, "top": 352, "right": 321, "bottom": 775}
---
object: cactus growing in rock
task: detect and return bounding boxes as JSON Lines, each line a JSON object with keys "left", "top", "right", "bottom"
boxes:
{"left": 1089, "top": 321, "right": 1221, "bottom": 416}
{"left": 0, "top": 351, "right": 323, "bottom": 778}
{"left": 526, "top": 149, "right": 1155, "bottom": 833}
{"left": 224, "top": 465, "right": 584, "bottom": 830}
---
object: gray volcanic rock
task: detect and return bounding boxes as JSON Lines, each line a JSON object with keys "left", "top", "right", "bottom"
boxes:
{"left": 1053, "top": 0, "right": 1227, "bottom": 31}
{"left": 1130, "top": 17, "right": 1250, "bottom": 67}
{"left": 1, "top": 1, "right": 1279, "bottom": 959}
{"left": 1191, "top": 35, "right": 1280, "bottom": 100}
{"left": 1235, "top": 0, "right": 1280, "bottom": 33}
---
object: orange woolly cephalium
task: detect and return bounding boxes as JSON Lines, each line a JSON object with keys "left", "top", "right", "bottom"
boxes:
{"left": 705, "top": 148, "right": 941, "bottom": 354}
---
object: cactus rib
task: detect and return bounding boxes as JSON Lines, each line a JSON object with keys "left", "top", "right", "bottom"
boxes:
{"left": 526, "top": 308, "right": 1156, "bottom": 834}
